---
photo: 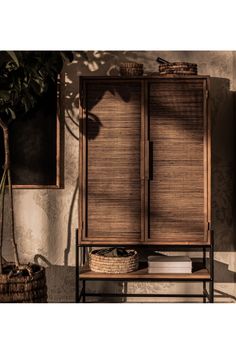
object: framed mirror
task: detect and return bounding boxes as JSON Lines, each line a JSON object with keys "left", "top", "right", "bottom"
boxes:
{"left": 0, "top": 78, "right": 63, "bottom": 189}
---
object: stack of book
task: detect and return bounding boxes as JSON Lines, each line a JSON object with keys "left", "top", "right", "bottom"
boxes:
{"left": 147, "top": 255, "right": 192, "bottom": 274}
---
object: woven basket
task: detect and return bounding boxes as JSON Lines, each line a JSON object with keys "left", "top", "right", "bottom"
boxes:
{"left": 0, "top": 263, "right": 47, "bottom": 303}
{"left": 119, "top": 62, "right": 143, "bottom": 76}
{"left": 159, "top": 62, "right": 198, "bottom": 75}
{"left": 89, "top": 249, "right": 139, "bottom": 274}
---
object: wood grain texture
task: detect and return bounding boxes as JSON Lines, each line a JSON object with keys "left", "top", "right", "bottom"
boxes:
{"left": 85, "top": 82, "right": 142, "bottom": 241}
{"left": 79, "top": 77, "right": 210, "bottom": 245}
{"left": 148, "top": 79, "right": 208, "bottom": 243}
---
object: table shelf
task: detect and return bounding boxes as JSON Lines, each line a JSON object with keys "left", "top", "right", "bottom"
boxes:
{"left": 79, "top": 263, "right": 211, "bottom": 281}
{"left": 76, "top": 230, "right": 214, "bottom": 302}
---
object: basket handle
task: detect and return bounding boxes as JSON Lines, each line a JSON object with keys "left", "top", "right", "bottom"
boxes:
{"left": 156, "top": 57, "right": 170, "bottom": 64}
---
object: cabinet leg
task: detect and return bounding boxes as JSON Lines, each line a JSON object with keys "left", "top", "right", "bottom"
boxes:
{"left": 82, "top": 280, "right": 86, "bottom": 303}
{"left": 75, "top": 229, "right": 79, "bottom": 303}
{"left": 209, "top": 231, "right": 214, "bottom": 303}
{"left": 209, "top": 280, "right": 214, "bottom": 303}
{"left": 203, "top": 281, "right": 206, "bottom": 303}
{"left": 76, "top": 268, "right": 79, "bottom": 303}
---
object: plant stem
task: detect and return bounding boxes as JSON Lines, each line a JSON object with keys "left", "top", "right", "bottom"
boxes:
{"left": 0, "top": 168, "right": 7, "bottom": 274}
{"left": 7, "top": 169, "right": 20, "bottom": 266}
{"left": 0, "top": 168, "right": 7, "bottom": 191}
{"left": 0, "top": 118, "right": 8, "bottom": 274}
{"left": 0, "top": 118, "right": 20, "bottom": 269}
{"left": 0, "top": 120, "right": 10, "bottom": 170}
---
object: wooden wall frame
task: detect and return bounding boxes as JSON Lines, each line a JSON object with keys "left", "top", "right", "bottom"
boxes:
{"left": 0, "top": 76, "right": 63, "bottom": 189}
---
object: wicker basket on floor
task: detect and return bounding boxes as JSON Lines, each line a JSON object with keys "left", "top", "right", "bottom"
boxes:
{"left": 0, "top": 263, "right": 47, "bottom": 303}
{"left": 119, "top": 62, "right": 143, "bottom": 76}
{"left": 89, "top": 248, "right": 139, "bottom": 274}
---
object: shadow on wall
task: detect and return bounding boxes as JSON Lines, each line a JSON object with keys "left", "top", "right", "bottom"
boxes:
{"left": 210, "top": 77, "right": 236, "bottom": 289}
{"left": 71, "top": 76, "right": 236, "bottom": 299}
{"left": 62, "top": 52, "right": 149, "bottom": 302}
{"left": 34, "top": 52, "right": 140, "bottom": 302}
{"left": 35, "top": 52, "right": 236, "bottom": 301}
{"left": 65, "top": 74, "right": 236, "bottom": 257}
{"left": 210, "top": 77, "right": 235, "bottom": 254}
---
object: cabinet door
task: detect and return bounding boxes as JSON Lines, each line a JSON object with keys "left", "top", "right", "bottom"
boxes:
{"left": 148, "top": 79, "right": 210, "bottom": 244}
{"left": 80, "top": 80, "right": 143, "bottom": 244}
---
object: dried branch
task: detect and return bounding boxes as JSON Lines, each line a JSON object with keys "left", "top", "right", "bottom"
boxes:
{"left": 7, "top": 169, "right": 20, "bottom": 267}
{"left": 0, "top": 117, "right": 20, "bottom": 271}
{"left": 0, "top": 168, "right": 7, "bottom": 274}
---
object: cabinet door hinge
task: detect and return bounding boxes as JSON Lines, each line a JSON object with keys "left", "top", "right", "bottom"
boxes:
{"left": 207, "top": 222, "right": 211, "bottom": 230}
{"left": 206, "top": 90, "right": 209, "bottom": 99}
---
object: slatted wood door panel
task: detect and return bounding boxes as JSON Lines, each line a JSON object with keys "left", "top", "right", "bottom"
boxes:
{"left": 148, "top": 78, "right": 209, "bottom": 244}
{"left": 81, "top": 80, "right": 143, "bottom": 244}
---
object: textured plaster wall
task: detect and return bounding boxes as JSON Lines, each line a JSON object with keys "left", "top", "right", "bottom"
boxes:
{"left": 3, "top": 51, "right": 236, "bottom": 302}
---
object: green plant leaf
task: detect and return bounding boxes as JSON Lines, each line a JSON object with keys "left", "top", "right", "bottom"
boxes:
{"left": 61, "top": 51, "right": 74, "bottom": 62}
{"left": 0, "top": 90, "right": 11, "bottom": 104}
{"left": 6, "top": 51, "right": 19, "bottom": 67}
{"left": 8, "top": 108, "right": 16, "bottom": 119}
{"left": 1, "top": 51, "right": 74, "bottom": 123}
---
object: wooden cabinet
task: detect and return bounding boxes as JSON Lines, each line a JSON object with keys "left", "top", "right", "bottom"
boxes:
{"left": 79, "top": 76, "right": 211, "bottom": 245}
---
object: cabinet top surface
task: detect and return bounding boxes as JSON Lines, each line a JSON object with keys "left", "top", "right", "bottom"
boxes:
{"left": 80, "top": 75, "right": 210, "bottom": 80}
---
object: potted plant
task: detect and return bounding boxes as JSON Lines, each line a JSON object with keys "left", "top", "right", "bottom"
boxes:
{"left": 0, "top": 51, "right": 73, "bottom": 302}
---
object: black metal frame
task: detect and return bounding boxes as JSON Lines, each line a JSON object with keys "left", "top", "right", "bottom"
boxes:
{"left": 75, "top": 229, "right": 214, "bottom": 303}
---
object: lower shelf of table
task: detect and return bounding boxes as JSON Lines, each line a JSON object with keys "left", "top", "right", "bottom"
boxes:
{"left": 79, "top": 264, "right": 211, "bottom": 281}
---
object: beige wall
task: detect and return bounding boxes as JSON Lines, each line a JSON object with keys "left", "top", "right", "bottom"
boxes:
{"left": 3, "top": 51, "right": 236, "bottom": 302}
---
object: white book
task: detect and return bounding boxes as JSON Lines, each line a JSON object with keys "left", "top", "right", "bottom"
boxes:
{"left": 148, "top": 256, "right": 192, "bottom": 268}
{"left": 148, "top": 264, "right": 192, "bottom": 270}
{"left": 148, "top": 266, "right": 192, "bottom": 271}
{"left": 148, "top": 267, "right": 192, "bottom": 274}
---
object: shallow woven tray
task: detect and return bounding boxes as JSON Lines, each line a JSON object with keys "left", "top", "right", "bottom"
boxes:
{"left": 89, "top": 249, "right": 139, "bottom": 274}
{"left": 159, "top": 62, "right": 198, "bottom": 75}
{"left": 0, "top": 263, "right": 47, "bottom": 303}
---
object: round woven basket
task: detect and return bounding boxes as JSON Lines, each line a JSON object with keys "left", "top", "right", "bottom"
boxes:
{"left": 119, "top": 62, "right": 143, "bottom": 76}
{"left": 89, "top": 249, "right": 139, "bottom": 274}
{"left": 159, "top": 62, "right": 198, "bottom": 75}
{"left": 0, "top": 263, "right": 47, "bottom": 303}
